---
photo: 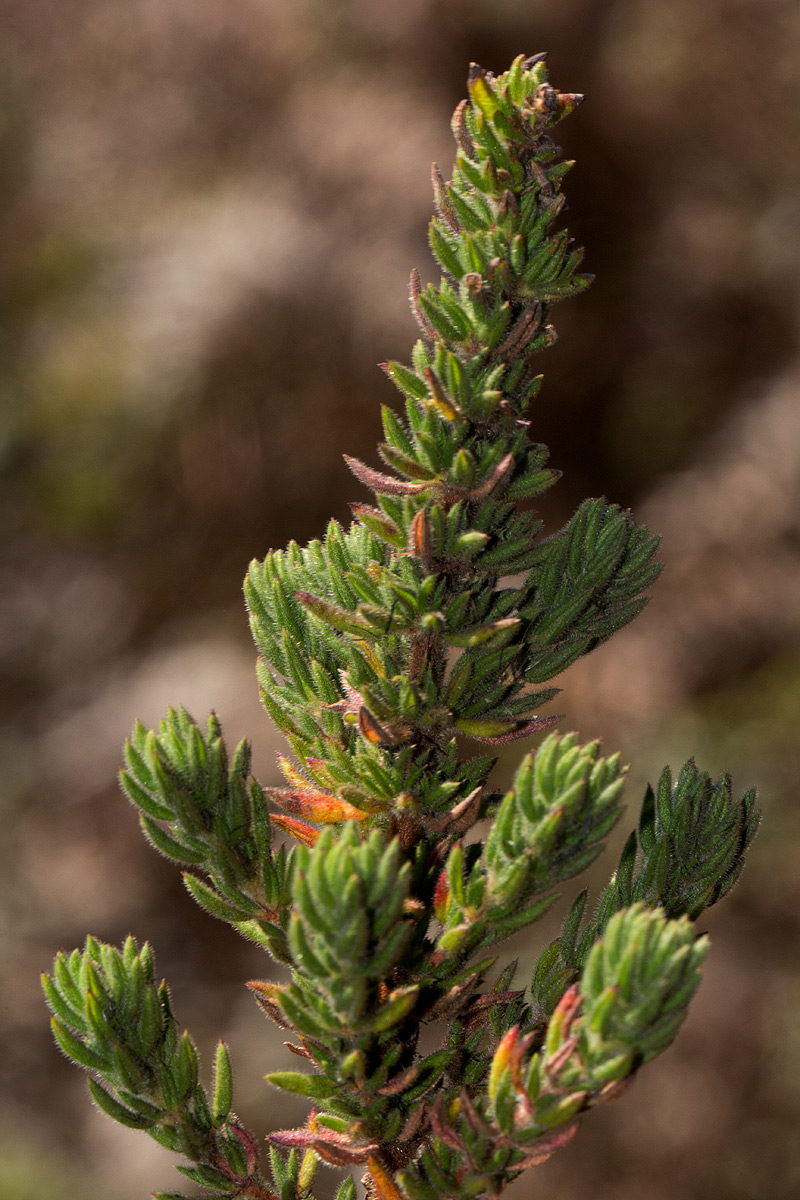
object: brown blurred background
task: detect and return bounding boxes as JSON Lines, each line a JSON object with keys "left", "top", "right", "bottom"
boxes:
{"left": 1, "top": 1, "right": 798, "bottom": 1197}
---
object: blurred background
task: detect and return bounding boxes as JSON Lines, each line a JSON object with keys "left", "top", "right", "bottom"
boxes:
{"left": 1, "top": 1, "right": 798, "bottom": 1197}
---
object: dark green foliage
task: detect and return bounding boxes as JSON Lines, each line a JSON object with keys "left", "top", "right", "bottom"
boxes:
{"left": 44, "top": 54, "right": 758, "bottom": 1200}
{"left": 529, "top": 759, "right": 759, "bottom": 1021}
{"left": 43, "top": 938, "right": 275, "bottom": 1200}
{"left": 120, "top": 707, "right": 294, "bottom": 962}
{"left": 398, "top": 906, "right": 706, "bottom": 1200}
{"left": 599, "top": 759, "right": 760, "bottom": 923}
{"left": 518, "top": 498, "right": 662, "bottom": 681}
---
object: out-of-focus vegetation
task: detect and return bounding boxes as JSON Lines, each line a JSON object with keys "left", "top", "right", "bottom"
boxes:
{"left": 1, "top": 2, "right": 798, "bottom": 1197}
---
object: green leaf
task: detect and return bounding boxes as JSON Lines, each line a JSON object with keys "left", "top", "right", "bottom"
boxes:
{"left": 372, "top": 986, "right": 419, "bottom": 1032}
{"left": 88, "top": 1079, "right": 157, "bottom": 1130}
{"left": 295, "top": 591, "right": 373, "bottom": 636}
{"left": 182, "top": 873, "right": 250, "bottom": 924}
{"left": 429, "top": 219, "right": 465, "bottom": 279}
{"left": 598, "top": 762, "right": 760, "bottom": 929}
{"left": 41, "top": 973, "right": 87, "bottom": 1031}
{"left": 334, "top": 1179, "right": 357, "bottom": 1200}
{"left": 50, "top": 1018, "right": 105, "bottom": 1072}
{"left": 383, "top": 360, "right": 429, "bottom": 402}
{"left": 468, "top": 67, "right": 501, "bottom": 120}
{"left": 139, "top": 815, "right": 206, "bottom": 865}
{"left": 175, "top": 1163, "right": 234, "bottom": 1189}
{"left": 264, "top": 1071, "right": 340, "bottom": 1100}
{"left": 176, "top": 1031, "right": 199, "bottom": 1099}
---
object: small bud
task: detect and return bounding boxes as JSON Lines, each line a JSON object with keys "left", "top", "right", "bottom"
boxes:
{"left": 423, "top": 366, "right": 460, "bottom": 420}
{"left": 434, "top": 870, "right": 450, "bottom": 923}
{"left": 264, "top": 786, "right": 370, "bottom": 824}
{"left": 268, "top": 815, "right": 320, "bottom": 847}
{"left": 298, "top": 1148, "right": 318, "bottom": 1191}
{"left": 558, "top": 91, "right": 584, "bottom": 113}
{"left": 409, "top": 267, "right": 437, "bottom": 340}
{"left": 340, "top": 1049, "right": 367, "bottom": 1086}
{"left": 450, "top": 98, "right": 472, "bottom": 154}
{"left": 467, "top": 65, "right": 501, "bottom": 121}
{"left": 431, "top": 162, "right": 458, "bottom": 231}
{"left": 472, "top": 451, "right": 514, "bottom": 499}
{"left": 532, "top": 82, "right": 560, "bottom": 119}
{"left": 499, "top": 189, "right": 520, "bottom": 216}
{"left": 419, "top": 610, "right": 445, "bottom": 634}
{"left": 452, "top": 530, "right": 490, "bottom": 558}
{"left": 368, "top": 1156, "right": 406, "bottom": 1200}
{"left": 408, "top": 507, "right": 432, "bottom": 562}
{"left": 488, "top": 1026, "right": 518, "bottom": 1105}
{"left": 284, "top": 1040, "right": 311, "bottom": 1059}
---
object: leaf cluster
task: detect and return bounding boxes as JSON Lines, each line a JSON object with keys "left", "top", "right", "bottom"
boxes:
{"left": 121, "top": 707, "right": 294, "bottom": 962}
{"left": 530, "top": 759, "right": 759, "bottom": 1019}
{"left": 42, "top": 937, "right": 272, "bottom": 1200}
{"left": 398, "top": 906, "right": 706, "bottom": 1200}
{"left": 434, "top": 733, "right": 625, "bottom": 960}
